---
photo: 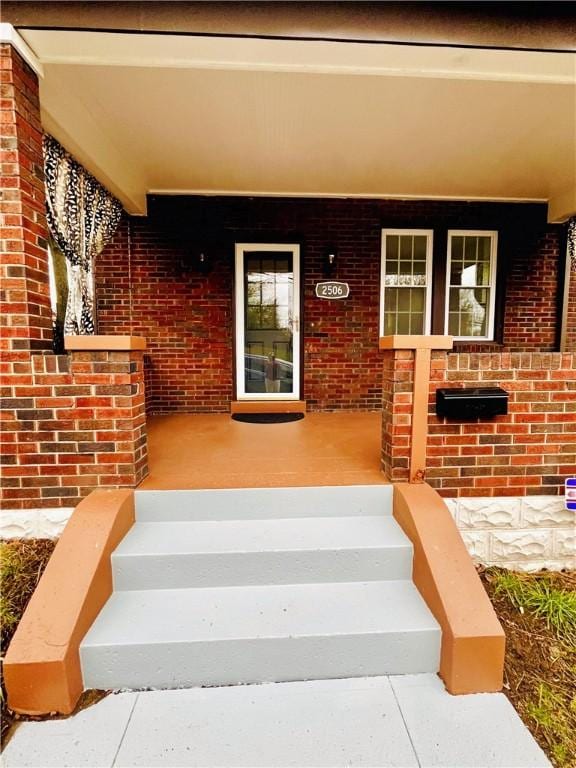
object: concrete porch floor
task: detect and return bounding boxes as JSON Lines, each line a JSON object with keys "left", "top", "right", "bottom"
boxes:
{"left": 140, "top": 412, "right": 386, "bottom": 490}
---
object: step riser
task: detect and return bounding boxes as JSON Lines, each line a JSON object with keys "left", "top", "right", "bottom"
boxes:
{"left": 135, "top": 485, "right": 393, "bottom": 522}
{"left": 81, "top": 631, "right": 441, "bottom": 691}
{"left": 112, "top": 548, "right": 413, "bottom": 590}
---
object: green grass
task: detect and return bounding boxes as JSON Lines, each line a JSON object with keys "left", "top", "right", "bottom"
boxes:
{"left": 491, "top": 570, "right": 576, "bottom": 645}
{"left": 525, "top": 683, "right": 573, "bottom": 766}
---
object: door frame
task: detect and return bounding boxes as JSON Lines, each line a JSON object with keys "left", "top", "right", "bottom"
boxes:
{"left": 234, "top": 243, "right": 301, "bottom": 401}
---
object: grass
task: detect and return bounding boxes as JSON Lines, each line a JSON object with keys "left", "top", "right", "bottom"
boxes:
{"left": 482, "top": 568, "right": 576, "bottom": 768}
{"left": 491, "top": 569, "right": 576, "bottom": 647}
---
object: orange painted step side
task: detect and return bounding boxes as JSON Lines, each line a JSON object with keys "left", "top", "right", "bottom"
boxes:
{"left": 393, "top": 482, "right": 505, "bottom": 695}
{"left": 4, "top": 490, "right": 135, "bottom": 715}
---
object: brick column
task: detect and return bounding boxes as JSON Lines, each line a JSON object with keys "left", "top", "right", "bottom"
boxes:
{"left": 0, "top": 42, "right": 52, "bottom": 356}
{"left": 380, "top": 335, "right": 453, "bottom": 483}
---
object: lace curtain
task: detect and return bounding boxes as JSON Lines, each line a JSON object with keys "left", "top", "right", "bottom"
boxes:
{"left": 43, "top": 134, "right": 123, "bottom": 334}
{"left": 569, "top": 216, "right": 576, "bottom": 271}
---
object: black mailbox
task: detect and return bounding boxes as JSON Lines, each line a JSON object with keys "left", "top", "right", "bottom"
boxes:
{"left": 436, "top": 387, "right": 508, "bottom": 419}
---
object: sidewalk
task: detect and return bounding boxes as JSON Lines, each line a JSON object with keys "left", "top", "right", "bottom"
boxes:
{"left": 2, "top": 674, "right": 550, "bottom": 767}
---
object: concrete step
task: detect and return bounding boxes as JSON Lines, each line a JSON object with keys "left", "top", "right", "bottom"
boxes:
{"left": 135, "top": 484, "right": 393, "bottom": 522}
{"left": 80, "top": 580, "right": 441, "bottom": 691}
{"left": 112, "top": 516, "right": 413, "bottom": 590}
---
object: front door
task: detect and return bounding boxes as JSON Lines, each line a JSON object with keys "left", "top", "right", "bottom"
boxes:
{"left": 235, "top": 243, "right": 300, "bottom": 400}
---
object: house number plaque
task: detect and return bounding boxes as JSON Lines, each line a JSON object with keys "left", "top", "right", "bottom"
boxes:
{"left": 315, "top": 281, "right": 350, "bottom": 299}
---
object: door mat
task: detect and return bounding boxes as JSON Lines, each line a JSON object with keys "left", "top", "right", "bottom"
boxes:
{"left": 232, "top": 413, "right": 305, "bottom": 424}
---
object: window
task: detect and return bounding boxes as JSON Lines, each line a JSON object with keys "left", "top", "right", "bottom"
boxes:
{"left": 379, "top": 230, "right": 433, "bottom": 335}
{"left": 445, "top": 231, "right": 497, "bottom": 340}
{"left": 380, "top": 228, "right": 498, "bottom": 341}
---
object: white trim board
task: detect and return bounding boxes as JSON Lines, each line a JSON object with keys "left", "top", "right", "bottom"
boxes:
{"left": 0, "top": 24, "right": 44, "bottom": 77}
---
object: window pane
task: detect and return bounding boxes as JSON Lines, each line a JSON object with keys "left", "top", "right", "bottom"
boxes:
{"left": 413, "top": 259, "right": 426, "bottom": 276}
{"left": 413, "top": 236, "right": 427, "bottom": 261}
{"left": 384, "top": 288, "right": 425, "bottom": 334}
{"left": 451, "top": 236, "right": 463, "bottom": 261}
{"left": 386, "top": 235, "right": 399, "bottom": 263}
{"left": 397, "top": 313, "right": 411, "bottom": 334}
{"left": 448, "top": 288, "right": 489, "bottom": 337}
{"left": 397, "top": 290, "right": 411, "bottom": 311}
{"left": 247, "top": 306, "right": 261, "bottom": 329}
{"left": 464, "top": 237, "right": 477, "bottom": 265}
{"left": 410, "top": 312, "right": 425, "bottom": 334}
{"left": 400, "top": 236, "right": 412, "bottom": 261}
{"left": 384, "top": 312, "right": 396, "bottom": 335}
{"left": 411, "top": 288, "right": 424, "bottom": 312}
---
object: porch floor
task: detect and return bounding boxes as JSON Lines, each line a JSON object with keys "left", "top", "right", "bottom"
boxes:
{"left": 140, "top": 412, "right": 386, "bottom": 490}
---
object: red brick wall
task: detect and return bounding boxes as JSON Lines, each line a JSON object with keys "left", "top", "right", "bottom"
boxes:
{"left": 0, "top": 44, "right": 52, "bottom": 355}
{"left": 502, "top": 229, "right": 563, "bottom": 350}
{"left": 381, "top": 349, "right": 575, "bottom": 496}
{"left": 427, "top": 351, "right": 575, "bottom": 497}
{"left": 1, "top": 348, "right": 147, "bottom": 509}
{"left": 97, "top": 197, "right": 564, "bottom": 413}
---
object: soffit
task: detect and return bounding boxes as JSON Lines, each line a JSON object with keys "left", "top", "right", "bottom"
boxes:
{"left": 19, "top": 29, "right": 576, "bottom": 220}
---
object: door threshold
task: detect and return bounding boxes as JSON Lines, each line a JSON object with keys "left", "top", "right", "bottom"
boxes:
{"left": 231, "top": 400, "right": 307, "bottom": 414}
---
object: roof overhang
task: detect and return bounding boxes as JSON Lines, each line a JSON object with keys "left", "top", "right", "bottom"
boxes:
{"left": 5, "top": 24, "right": 576, "bottom": 221}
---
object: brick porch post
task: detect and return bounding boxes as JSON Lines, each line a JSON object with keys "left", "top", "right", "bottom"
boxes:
{"left": 0, "top": 42, "right": 53, "bottom": 356}
{"left": 380, "top": 335, "right": 453, "bottom": 483}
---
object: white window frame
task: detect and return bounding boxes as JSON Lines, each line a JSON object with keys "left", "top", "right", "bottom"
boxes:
{"left": 379, "top": 229, "right": 433, "bottom": 337}
{"left": 444, "top": 230, "right": 498, "bottom": 341}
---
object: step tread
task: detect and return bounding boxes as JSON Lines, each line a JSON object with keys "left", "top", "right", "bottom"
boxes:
{"left": 81, "top": 580, "right": 439, "bottom": 647}
{"left": 113, "top": 516, "right": 411, "bottom": 557}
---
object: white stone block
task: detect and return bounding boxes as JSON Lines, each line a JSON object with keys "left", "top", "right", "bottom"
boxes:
{"left": 490, "top": 531, "right": 553, "bottom": 562}
{"left": 0, "top": 508, "right": 72, "bottom": 540}
{"left": 554, "top": 530, "right": 575, "bottom": 562}
{"left": 0, "top": 510, "right": 39, "bottom": 539}
{"left": 36, "top": 508, "right": 73, "bottom": 538}
{"left": 459, "top": 530, "right": 489, "bottom": 562}
{"left": 458, "top": 497, "right": 521, "bottom": 529}
{"left": 522, "top": 496, "right": 574, "bottom": 527}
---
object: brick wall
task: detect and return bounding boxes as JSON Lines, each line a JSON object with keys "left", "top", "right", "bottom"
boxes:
{"left": 1, "top": 348, "right": 147, "bottom": 509}
{"left": 381, "top": 349, "right": 575, "bottom": 496}
{"left": 0, "top": 43, "right": 53, "bottom": 356}
{"left": 500, "top": 229, "right": 563, "bottom": 351}
{"left": 427, "top": 351, "right": 575, "bottom": 497}
{"left": 97, "top": 196, "right": 565, "bottom": 413}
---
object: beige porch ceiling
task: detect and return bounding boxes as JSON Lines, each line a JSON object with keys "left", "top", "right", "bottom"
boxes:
{"left": 18, "top": 29, "right": 576, "bottom": 220}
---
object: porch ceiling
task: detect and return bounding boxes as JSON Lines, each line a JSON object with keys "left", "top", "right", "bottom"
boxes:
{"left": 18, "top": 29, "right": 576, "bottom": 220}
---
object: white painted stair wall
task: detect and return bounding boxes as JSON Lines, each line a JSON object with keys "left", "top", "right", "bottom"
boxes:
{"left": 80, "top": 486, "right": 441, "bottom": 691}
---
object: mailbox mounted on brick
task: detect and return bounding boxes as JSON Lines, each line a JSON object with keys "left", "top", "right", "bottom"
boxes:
{"left": 436, "top": 387, "right": 508, "bottom": 419}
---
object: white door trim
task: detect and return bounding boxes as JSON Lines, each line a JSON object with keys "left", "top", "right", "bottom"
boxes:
{"left": 235, "top": 243, "right": 301, "bottom": 401}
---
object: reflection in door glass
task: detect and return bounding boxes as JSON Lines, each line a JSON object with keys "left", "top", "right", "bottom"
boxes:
{"left": 244, "top": 254, "right": 294, "bottom": 394}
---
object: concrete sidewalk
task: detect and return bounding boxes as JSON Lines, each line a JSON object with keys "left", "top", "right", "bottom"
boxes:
{"left": 3, "top": 674, "right": 550, "bottom": 767}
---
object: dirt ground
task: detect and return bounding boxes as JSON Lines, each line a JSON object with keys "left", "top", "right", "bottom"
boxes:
{"left": 480, "top": 568, "right": 576, "bottom": 768}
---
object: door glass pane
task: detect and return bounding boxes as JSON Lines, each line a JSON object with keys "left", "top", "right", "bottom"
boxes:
{"left": 244, "top": 253, "right": 294, "bottom": 394}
